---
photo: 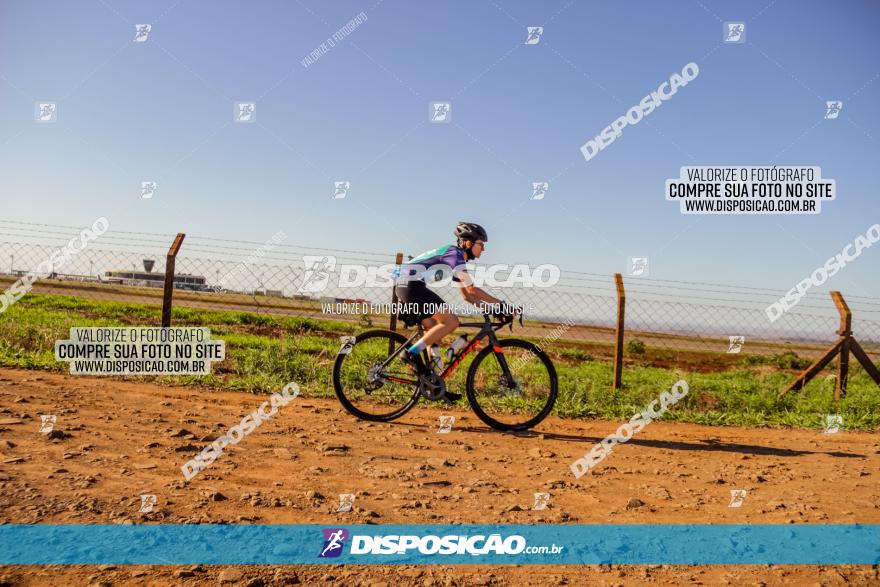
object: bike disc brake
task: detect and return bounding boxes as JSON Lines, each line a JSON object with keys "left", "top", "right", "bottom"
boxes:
{"left": 498, "top": 374, "right": 523, "bottom": 397}
{"left": 365, "top": 364, "right": 386, "bottom": 393}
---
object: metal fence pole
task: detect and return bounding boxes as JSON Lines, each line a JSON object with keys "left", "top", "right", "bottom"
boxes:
{"left": 161, "top": 233, "right": 186, "bottom": 328}
{"left": 613, "top": 273, "right": 625, "bottom": 390}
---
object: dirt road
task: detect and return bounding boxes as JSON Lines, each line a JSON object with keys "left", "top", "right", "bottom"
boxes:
{"left": 0, "top": 368, "right": 877, "bottom": 585}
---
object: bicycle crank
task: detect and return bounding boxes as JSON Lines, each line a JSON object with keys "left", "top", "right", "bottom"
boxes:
{"left": 418, "top": 371, "right": 447, "bottom": 401}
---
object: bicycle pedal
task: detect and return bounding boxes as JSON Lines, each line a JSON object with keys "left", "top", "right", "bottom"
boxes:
{"left": 441, "top": 391, "right": 462, "bottom": 403}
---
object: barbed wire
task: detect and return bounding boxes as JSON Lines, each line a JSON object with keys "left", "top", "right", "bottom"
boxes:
{"left": 1, "top": 225, "right": 877, "bottom": 361}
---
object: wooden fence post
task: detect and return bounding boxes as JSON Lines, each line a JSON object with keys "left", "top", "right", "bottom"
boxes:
{"left": 781, "top": 291, "right": 880, "bottom": 403}
{"left": 388, "top": 252, "right": 403, "bottom": 353}
{"left": 161, "top": 233, "right": 186, "bottom": 328}
{"left": 613, "top": 273, "right": 625, "bottom": 390}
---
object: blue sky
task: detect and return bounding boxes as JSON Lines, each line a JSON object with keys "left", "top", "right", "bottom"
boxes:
{"left": 1, "top": 0, "right": 878, "bottom": 297}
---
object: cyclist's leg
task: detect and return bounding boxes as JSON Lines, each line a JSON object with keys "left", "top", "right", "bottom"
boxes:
{"left": 396, "top": 281, "right": 443, "bottom": 369}
{"left": 406, "top": 281, "right": 459, "bottom": 355}
{"left": 421, "top": 310, "right": 463, "bottom": 402}
{"left": 402, "top": 286, "right": 462, "bottom": 402}
{"left": 420, "top": 310, "right": 458, "bottom": 347}
{"left": 406, "top": 283, "right": 455, "bottom": 351}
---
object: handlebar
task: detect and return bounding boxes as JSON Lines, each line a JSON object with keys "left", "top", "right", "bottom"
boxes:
{"left": 460, "top": 306, "right": 523, "bottom": 330}
{"left": 481, "top": 306, "right": 523, "bottom": 331}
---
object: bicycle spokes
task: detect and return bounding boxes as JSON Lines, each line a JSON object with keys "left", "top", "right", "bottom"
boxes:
{"left": 466, "top": 339, "right": 557, "bottom": 431}
{"left": 333, "top": 331, "right": 420, "bottom": 421}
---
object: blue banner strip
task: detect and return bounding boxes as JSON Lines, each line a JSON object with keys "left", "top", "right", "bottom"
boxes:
{"left": 0, "top": 524, "right": 877, "bottom": 565}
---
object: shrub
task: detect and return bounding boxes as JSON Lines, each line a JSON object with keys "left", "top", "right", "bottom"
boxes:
{"left": 773, "top": 350, "right": 811, "bottom": 370}
{"left": 557, "top": 347, "right": 594, "bottom": 362}
{"left": 742, "top": 354, "right": 770, "bottom": 366}
{"left": 626, "top": 339, "right": 646, "bottom": 356}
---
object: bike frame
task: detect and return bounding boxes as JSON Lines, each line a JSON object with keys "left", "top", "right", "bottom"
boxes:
{"left": 380, "top": 314, "right": 513, "bottom": 386}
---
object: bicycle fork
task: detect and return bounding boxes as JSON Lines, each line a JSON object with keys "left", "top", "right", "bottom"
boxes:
{"left": 485, "top": 332, "right": 519, "bottom": 393}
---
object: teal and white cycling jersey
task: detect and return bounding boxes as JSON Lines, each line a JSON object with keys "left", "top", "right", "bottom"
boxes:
{"left": 392, "top": 244, "right": 472, "bottom": 285}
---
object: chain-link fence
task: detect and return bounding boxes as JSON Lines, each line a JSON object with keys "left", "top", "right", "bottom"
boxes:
{"left": 2, "top": 222, "right": 879, "bottom": 388}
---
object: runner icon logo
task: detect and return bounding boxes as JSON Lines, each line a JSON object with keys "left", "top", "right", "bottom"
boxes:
{"left": 134, "top": 24, "right": 151, "bottom": 42}
{"left": 35, "top": 102, "right": 57, "bottom": 123}
{"left": 319, "top": 528, "right": 349, "bottom": 558}
{"left": 430, "top": 102, "right": 451, "bottom": 123}
{"left": 438, "top": 415, "right": 455, "bottom": 433}
{"left": 236, "top": 102, "right": 256, "bottom": 123}
{"left": 333, "top": 181, "right": 350, "bottom": 199}
{"left": 336, "top": 494, "right": 355, "bottom": 513}
{"left": 728, "top": 489, "right": 747, "bottom": 508}
{"left": 532, "top": 492, "right": 550, "bottom": 511}
{"left": 141, "top": 181, "right": 157, "bottom": 199}
{"left": 823, "top": 414, "right": 843, "bottom": 434}
{"left": 825, "top": 101, "right": 843, "bottom": 119}
{"left": 525, "top": 27, "right": 543, "bottom": 45}
{"left": 299, "top": 255, "right": 337, "bottom": 293}
{"left": 627, "top": 256, "right": 649, "bottom": 277}
{"left": 727, "top": 336, "right": 744, "bottom": 354}
{"left": 38, "top": 415, "right": 56, "bottom": 434}
{"left": 724, "top": 22, "right": 745, "bottom": 43}
{"left": 139, "top": 494, "right": 157, "bottom": 513}
{"left": 531, "top": 182, "right": 548, "bottom": 200}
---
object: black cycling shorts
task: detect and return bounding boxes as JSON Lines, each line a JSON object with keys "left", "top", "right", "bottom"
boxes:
{"left": 394, "top": 280, "right": 446, "bottom": 326}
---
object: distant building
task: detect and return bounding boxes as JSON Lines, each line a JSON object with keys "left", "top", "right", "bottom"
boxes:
{"left": 104, "top": 270, "right": 207, "bottom": 291}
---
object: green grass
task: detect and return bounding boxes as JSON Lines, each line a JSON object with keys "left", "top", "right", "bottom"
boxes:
{"left": 1, "top": 293, "right": 878, "bottom": 430}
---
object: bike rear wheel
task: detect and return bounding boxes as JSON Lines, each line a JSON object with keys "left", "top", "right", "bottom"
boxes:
{"left": 332, "top": 330, "right": 420, "bottom": 422}
{"left": 465, "top": 338, "right": 557, "bottom": 431}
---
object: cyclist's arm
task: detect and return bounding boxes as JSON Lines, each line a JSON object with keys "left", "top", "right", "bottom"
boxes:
{"left": 459, "top": 284, "right": 502, "bottom": 307}
{"left": 453, "top": 269, "right": 503, "bottom": 307}
{"left": 452, "top": 265, "right": 512, "bottom": 313}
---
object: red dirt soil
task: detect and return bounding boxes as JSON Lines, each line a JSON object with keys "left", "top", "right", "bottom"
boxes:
{"left": 0, "top": 368, "right": 877, "bottom": 586}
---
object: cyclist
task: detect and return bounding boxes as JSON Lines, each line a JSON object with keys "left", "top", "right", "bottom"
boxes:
{"left": 394, "top": 222, "right": 520, "bottom": 398}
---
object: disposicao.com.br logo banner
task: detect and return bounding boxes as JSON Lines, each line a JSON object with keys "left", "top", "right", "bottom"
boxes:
{"left": 317, "top": 527, "right": 562, "bottom": 560}
{"left": 0, "top": 525, "right": 877, "bottom": 565}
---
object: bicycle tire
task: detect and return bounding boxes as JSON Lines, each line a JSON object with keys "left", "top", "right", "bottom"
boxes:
{"left": 465, "top": 338, "right": 558, "bottom": 431}
{"left": 332, "top": 329, "right": 421, "bottom": 422}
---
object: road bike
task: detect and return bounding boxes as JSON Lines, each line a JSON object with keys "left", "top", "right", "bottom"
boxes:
{"left": 332, "top": 311, "right": 557, "bottom": 431}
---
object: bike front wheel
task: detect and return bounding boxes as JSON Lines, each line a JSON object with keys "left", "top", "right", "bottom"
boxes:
{"left": 465, "top": 338, "right": 557, "bottom": 431}
{"left": 332, "top": 330, "right": 421, "bottom": 422}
